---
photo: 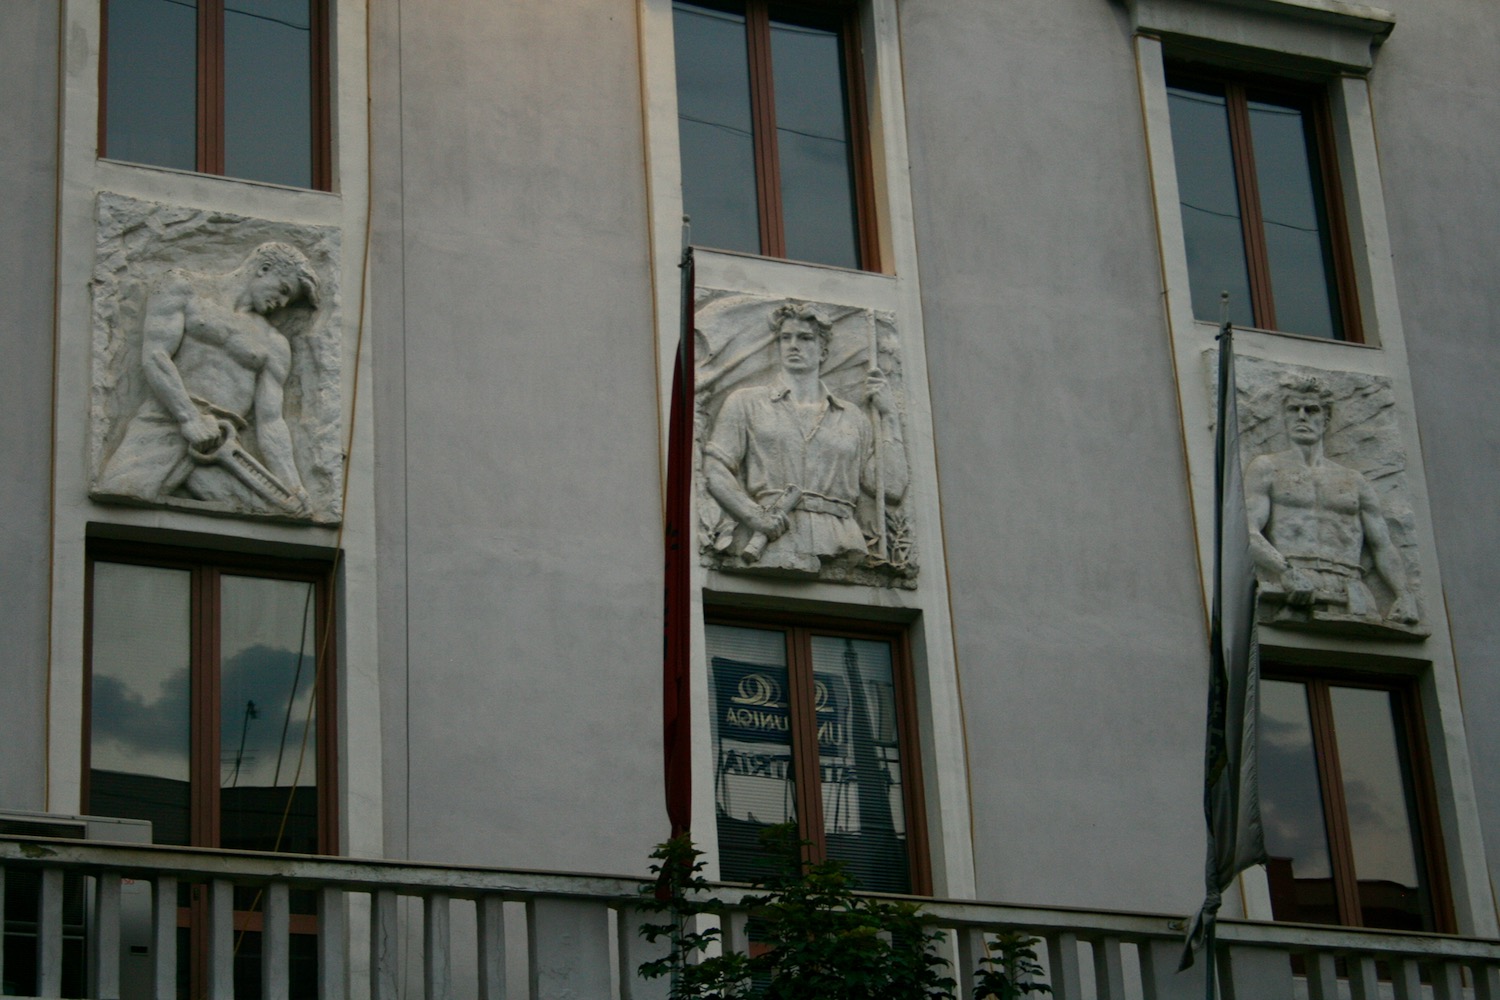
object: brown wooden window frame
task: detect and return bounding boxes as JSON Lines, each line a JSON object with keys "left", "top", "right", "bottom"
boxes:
{"left": 677, "top": 0, "right": 881, "bottom": 271}
{"left": 1167, "top": 65, "right": 1362, "bottom": 342}
{"left": 706, "top": 608, "right": 931, "bottom": 894}
{"left": 98, "top": 0, "right": 333, "bottom": 191}
{"left": 1261, "top": 665, "right": 1453, "bottom": 933}
{"left": 82, "top": 540, "right": 338, "bottom": 997}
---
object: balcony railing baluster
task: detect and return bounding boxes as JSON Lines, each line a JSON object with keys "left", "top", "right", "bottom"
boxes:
{"left": 150, "top": 875, "right": 176, "bottom": 1000}
{"left": 370, "top": 889, "right": 399, "bottom": 1000}
{"left": 36, "top": 868, "right": 64, "bottom": 998}
{"left": 207, "top": 879, "right": 234, "bottom": 1000}
{"left": 1045, "top": 930, "right": 1083, "bottom": 1000}
{"left": 1093, "top": 935, "right": 1127, "bottom": 1000}
{"left": 476, "top": 894, "right": 507, "bottom": 1000}
{"left": 422, "top": 892, "right": 451, "bottom": 1000}
{"left": 2, "top": 837, "right": 1498, "bottom": 1000}
{"left": 316, "top": 886, "right": 346, "bottom": 1000}
{"left": 89, "top": 872, "right": 123, "bottom": 1000}
{"left": 1305, "top": 949, "right": 1339, "bottom": 1000}
{"left": 262, "top": 882, "right": 290, "bottom": 1000}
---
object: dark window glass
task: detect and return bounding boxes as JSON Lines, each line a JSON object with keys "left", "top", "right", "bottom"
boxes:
{"left": 673, "top": 1, "right": 871, "bottom": 269}
{"left": 710, "top": 626, "right": 798, "bottom": 881}
{"left": 811, "top": 635, "right": 909, "bottom": 892}
{"left": 101, "top": 0, "right": 327, "bottom": 189}
{"left": 1166, "top": 84, "right": 1253, "bottom": 329}
{"left": 770, "top": 15, "right": 859, "bottom": 269}
{"left": 707, "top": 619, "right": 924, "bottom": 893}
{"left": 1260, "top": 679, "right": 1339, "bottom": 925}
{"left": 674, "top": 3, "right": 761, "bottom": 255}
{"left": 104, "top": 0, "right": 199, "bottom": 173}
{"left": 1260, "top": 674, "right": 1443, "bottom": 932}
{"left": 1246, "top": 94, "right": 1341, "bottom": 340}
{"left": 1165, "top": 70, "right": 1353, "bottom": 340}
{"left": 225, "top": 0, "right": 314, "bottom": 188}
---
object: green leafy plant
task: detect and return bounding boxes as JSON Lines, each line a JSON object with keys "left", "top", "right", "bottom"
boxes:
{"left": 638, "top": 835, "right": 751, "bottom": 1000}
{"left": 638, "top": 824, "right": 955, "bottom": 1000}
{"left": 972, "top": 931, "right": 1052, "bottom": 1000}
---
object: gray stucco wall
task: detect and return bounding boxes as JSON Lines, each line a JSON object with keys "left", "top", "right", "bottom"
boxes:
{"left": 1373, "top": 0, "right": 1500, "bottom": 898}
{"left": 0, "top": 1, "right": 59, "bottom": 812}
{"left": 899, "top": 0, "right": 1210, "bottom": 912}
{"left": 371, "top": 0, "right": 666, "bottom": 875}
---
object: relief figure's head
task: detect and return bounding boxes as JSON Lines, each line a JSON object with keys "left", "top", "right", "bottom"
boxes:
{"left": 1281, "top": 376, "right": 1333, "bottom": 446}
{"left": 242, "top": 242, "right": 320, "bottom": 314}
{"left": 770, "top": 301, "right": 832, "bottom": 375}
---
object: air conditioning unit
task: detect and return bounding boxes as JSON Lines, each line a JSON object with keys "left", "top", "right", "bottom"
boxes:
{"left": 0, "top": 810, "right": 153, "bottom": 999}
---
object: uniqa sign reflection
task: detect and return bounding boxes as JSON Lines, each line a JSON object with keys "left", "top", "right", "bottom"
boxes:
{"left": 713, "top": 658, "right": 844, "bottom": 750}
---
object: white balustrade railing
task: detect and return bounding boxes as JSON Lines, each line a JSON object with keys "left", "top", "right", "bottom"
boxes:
{"left": 2, "top": 836, "right": 1497, "bottom": 1000}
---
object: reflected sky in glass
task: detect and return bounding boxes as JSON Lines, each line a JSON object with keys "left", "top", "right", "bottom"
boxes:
{"left": 105, "top": 0, "right": 197, "bottom": 171}
{"left": 225, "top": 0, "right": 313, "bottom": 187}
{"left": 1330, "top": 686, "right": 1425, "bottom": 928}
{"left": 1260, "top": 679, "right": 1337, "bottom": 923}
{"left": 89, "top": 562, "right": 193, "bottom": 844}
{"left": 674, "top": 3, "right": 760, "bottom": 255}
{"left": 1247, "top": 97, "right": 1340, "bottom": 338}
{"left": 1167, "top": 84, "right": 1253, "bottom": 327}
{"left": 219, "top": 575, "right": 319, "bottom": 854}
{"left": 770, "top": 17, "right": 859, "bottom": 269}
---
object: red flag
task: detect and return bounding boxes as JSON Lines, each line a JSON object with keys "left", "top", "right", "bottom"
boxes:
{"left": 663, "top": 246, "right": 696, "bottom": 840}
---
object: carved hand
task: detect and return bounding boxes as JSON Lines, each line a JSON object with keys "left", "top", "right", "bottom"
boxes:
{"left": 745, "top": 506, "right": 789, "bottom": 540}
{"left": 1387, "top": 592, "right": 1420, "bottom": 625}
{"left": 180, "top": 412, "right": 223, "bottom": 450}
{"left": 1280, "top": 566, "right": 1317, "bottom": 606}
{"left": 862, "top": 369, "right": 894, "bottom": 417}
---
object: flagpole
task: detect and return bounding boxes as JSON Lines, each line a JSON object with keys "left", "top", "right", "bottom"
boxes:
{"left": 1182, "top": 292, "right": 1267, "bottom": 995}
{"left": 662, "top": 217, "right": 695, "bottom": 844}
{"left": 1204, "top": 292, "right": 1233, "bottom": 1000}
{"left": 867, "top": 309, "right": 887, "bottom": 562}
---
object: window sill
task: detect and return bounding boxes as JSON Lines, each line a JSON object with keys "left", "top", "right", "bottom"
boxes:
{"left": 1198, "top": 319, "right": 1379, "bottom": 350}
{"left": 97, "top": 157, "right": 338, "bottom": 199}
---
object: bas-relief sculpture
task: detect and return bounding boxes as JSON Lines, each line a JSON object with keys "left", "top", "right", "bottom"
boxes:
{"left": 91, "top": 194, "right": 341, "bottom": 524}
{"left": 1227, "top": 358, "right": 1427, "bottom": 639}
{"left": 696, "top": 292, "right": 917, "bottom": 588}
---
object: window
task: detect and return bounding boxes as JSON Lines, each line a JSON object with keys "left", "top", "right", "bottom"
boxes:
{"left": 84, "top": 543, "right": 336, "bottom": 998}
{"left": 1259, "top": 669, "right": 1452, "bottom": 932}
{"left": 100, "top": 0, "right": 331, "bottom": 189}
{"left": 707, "top": 613, "right": 928, "bottom": 893}
{"left": 1165, "top": 68, "right": 1358, "bottom": 340}
{"left": 673, "top": 0, "right": 876, "bottom": 270}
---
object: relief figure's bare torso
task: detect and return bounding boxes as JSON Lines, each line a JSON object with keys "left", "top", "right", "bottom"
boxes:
{"left": 1262, "top": 457, "right": 1366, "bottom": 567}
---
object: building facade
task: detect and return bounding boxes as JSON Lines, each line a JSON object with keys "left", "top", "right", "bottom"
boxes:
{"left": 2, "top": 0, "right": 1498, "bottom": 994}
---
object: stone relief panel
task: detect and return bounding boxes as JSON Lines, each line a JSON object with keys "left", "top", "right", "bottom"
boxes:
{"left": 1221, "top": 355, "right": 1427, "bottom": 639}
{"left": 696, "top": 291, "right": 917, "bottom": 588}
{"left": 90, "top": 193, "right": 342, "bottom": 524}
